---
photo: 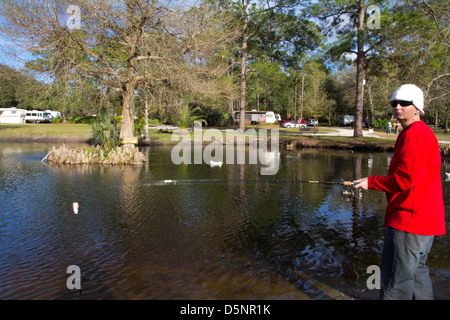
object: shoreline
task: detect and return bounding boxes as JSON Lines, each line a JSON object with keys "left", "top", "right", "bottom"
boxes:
{"left": 0, "top": 133, "right": 397, "bottom": 153}
{"left": 0, "top": 134, "right": 91, "bottom": 144}
{"left": 4, "top": 129, "right": 450, "bottom": 158}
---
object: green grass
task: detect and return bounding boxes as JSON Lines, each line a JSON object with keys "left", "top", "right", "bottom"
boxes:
{"left": 0, "top": 123, "right": 91, "bottom": 136}
{"left": 369, "top": 127, "right": 450, "bottom": 142}
{"left": 432, "top": 130, "right": 450, "bottom": 141}
{"left": 2, "top": 123, "right": 449, "bottom": 146}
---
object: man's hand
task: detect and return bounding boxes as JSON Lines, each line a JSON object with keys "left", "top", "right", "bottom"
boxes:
{"left": 353, "top": 177, "right": 369, "bottom": 190}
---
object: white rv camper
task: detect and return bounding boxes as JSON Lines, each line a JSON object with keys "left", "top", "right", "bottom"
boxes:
{"left": 0, "top": 108, "right": 27, "bottom": 124}
{"left": 25, "top": 110, "right": 53, "bottom": 123}
{"left": 265, "top": 111, "right": 276, "bottom": 124}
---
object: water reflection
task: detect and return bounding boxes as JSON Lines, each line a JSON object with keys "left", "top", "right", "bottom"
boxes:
{"left": 0, "top": 143, "right": 448, "bottom": 300}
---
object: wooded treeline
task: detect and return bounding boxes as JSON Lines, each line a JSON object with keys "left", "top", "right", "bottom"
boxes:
{"left": 0, "top": 0, "right": 448, "bottom": 138}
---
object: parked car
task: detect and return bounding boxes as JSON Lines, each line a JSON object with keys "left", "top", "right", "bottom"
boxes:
{"left": 362, "top": 120, "right": 373, "bottom": 128}
{"left": 308, "top": 119, "right": 319, "bottom": 126}
{"left": 279, "top": 118, "right": 307, "bottom": 126}
{"left": 278, "top": 117, "right": 296, "bottom": 126}
{"left": 281, "top": 121, "right": 298, "bottom": 128}
{"left": 337, "top": 115, "right": 354, "bottom": 126}
{"left": 281, "top": 121, "right": 307, "bottom": 128}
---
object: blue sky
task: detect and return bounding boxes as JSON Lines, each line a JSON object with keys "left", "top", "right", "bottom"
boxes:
{"left": 0, "top": 31, "right": 33, "bottom": 70}
{"left": 0, "top": 0, "right": 351, "bottom": 73}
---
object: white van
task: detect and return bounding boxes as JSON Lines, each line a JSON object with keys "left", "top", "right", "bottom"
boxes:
{"left": 25, "top": 110, "right": 53, "bottom": 123}
{"left": 0, "top": 108, "right": 27, "bottom": 124}
{"left": 337, "top": 115, "right": 354, "bottom": 127}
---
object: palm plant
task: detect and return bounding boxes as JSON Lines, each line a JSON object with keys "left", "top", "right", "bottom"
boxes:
{"left": 172, "top": 104, "right": 207, "bottom": 133}
{"left": 91, "top": 114, "right": 119, "bottom": 148}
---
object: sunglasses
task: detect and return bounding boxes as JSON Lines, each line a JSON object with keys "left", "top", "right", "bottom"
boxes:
{"left": 390, "top": 100, "right": 413, "bottom": 107}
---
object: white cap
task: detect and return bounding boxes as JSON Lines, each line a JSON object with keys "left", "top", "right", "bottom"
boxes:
{"left": 390, "top": 84, "right": 425, "bottom": 114}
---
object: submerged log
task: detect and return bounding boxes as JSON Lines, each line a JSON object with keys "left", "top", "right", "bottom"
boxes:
{"left": 47, "top": 144, "right": 147, "bottom": 166}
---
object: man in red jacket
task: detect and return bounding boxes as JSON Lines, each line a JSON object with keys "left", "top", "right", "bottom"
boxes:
{"left": 354, "top": 84, "right": 446, "bottom": 300}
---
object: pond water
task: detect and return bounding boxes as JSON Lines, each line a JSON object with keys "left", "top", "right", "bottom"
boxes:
{"left": 0, "top": 142, "right": 449, "bottom": 300}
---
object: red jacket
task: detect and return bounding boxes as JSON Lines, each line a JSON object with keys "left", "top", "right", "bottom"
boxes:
{"left": 368, "top": 121, "right": 446, "bottom": 235}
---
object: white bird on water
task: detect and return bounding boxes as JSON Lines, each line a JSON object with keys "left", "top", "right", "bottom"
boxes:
{"left": 209, "top": 160, "right": 223, "bottom": 167}
{"left": 73, "top": 202, "right": 79, "bottom": 214}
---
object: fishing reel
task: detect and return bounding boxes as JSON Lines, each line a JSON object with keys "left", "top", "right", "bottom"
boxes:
{"left": 340, "top": 187, "right": 355, "bottom": 200}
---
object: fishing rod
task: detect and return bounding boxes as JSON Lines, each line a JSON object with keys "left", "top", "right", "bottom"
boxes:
{"left": 142, "top": 178, "right": 355, "bottom": 186}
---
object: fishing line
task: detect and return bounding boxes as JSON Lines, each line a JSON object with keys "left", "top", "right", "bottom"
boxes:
{"left": 141, "top": 178, "right": 355, "bottom": 187}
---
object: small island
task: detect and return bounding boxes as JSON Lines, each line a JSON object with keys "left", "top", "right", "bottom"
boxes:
{"left": 47, "top": 144, "right": 147, "bottom": 166}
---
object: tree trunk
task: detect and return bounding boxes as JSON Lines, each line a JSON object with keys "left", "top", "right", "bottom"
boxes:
{"left": 367, "top": 81, "right": 374, "bottom": 124}
{"left": 257, "top": 91, "right": 260, "bottom": 110}
{"left": 294, "top": 83, "right": 298, "bottom": 120}
{"left": 294, "top": 73, "right": 298, "bottom": 120}
{"left": 119, "top": 82, "right": 136, "bottom": 141}
{"left": 300, "top": 72, "right": 304, "bottom": 121}
{"left": 227, "top": 58, "right": 235, "bottom": 125}
{"left": 229, "top": 98, "right": 234, "bottom": 125}
{"left": 445, "top": 107, "right": 448, "bottom": 133}
{"left": 354, "top": 1, "right": 365, "bottom": 138}
{"left": 119, "top": 0, "right": 139, "bottom": 143}
{"left": 239, "top": 2, "right": 250, "bottom": 131}
{"left": 144, "top": 95, "right": 149, "bottom": 141}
